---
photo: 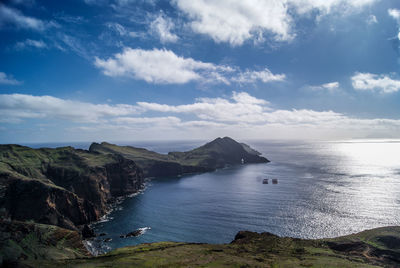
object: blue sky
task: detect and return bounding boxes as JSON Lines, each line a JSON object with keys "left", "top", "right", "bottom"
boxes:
{"left": 1, "top": 0, "right": 400, "bottom": 143}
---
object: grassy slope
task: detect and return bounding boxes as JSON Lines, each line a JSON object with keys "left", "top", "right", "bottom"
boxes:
{"left": 0, "top": 220, "right": 89, "bottom": 265}
{"left": 30, "top": 226, "right": 400, "bottom": 267}
{"left": 0, "top": 144, "right": 122, "bottom": 196}
{"left": 0, "top": 144, "right": 119, "bottom": 178}
{"left": 89, "top": 142, "right": 174, "bottom": 175}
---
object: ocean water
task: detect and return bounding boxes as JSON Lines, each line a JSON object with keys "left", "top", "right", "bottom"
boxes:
{"left": 29, "top": 140, "right": 400, "bottom": 253}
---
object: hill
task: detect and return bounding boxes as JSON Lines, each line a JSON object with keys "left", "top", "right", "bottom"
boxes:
{"left": 89, "top": 137, "right": 269, "bottom": 177}
{"left": 24, "top": 226, "right": 400, "bottom": 267}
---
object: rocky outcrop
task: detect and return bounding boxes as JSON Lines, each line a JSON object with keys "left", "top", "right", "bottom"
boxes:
{"left": 4, "top": 178, "right": 97, "bottom": 231}
{"left": 0, "top": 219, "right": 90, "bottom": 266}
{"left": 0, "top": 145, "right": 144, "bottom": 232}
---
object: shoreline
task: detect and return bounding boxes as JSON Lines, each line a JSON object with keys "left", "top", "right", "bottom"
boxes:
{"left": 83, "top": 180, "right": 151, "bottom": 255}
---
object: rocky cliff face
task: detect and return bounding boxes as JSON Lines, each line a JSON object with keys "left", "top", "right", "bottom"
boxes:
{"left": 0, "top": 145, "right": 144, "bottom": 231}
{"left": 0, "top": 219, "right": 90, "bottom": 266}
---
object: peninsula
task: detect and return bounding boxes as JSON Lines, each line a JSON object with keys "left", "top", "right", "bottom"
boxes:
{"left": 0, "top": 137, "right": 268, "bottom": 265}
{"left": 1, "top": 137, "right": 399, "bottom": 267}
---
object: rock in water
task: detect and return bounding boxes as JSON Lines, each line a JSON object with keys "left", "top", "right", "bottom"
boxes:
{"left": 82, "top": 224, "right": 96, "bottom": 238}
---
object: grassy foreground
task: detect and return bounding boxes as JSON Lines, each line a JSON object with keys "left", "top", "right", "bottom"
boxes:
{"left": 29, "top": 226, "right": 400, "bottom": 267}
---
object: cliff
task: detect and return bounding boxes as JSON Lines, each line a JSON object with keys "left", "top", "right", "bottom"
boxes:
{"left": 89, "top": 137, "right": 269, "bottom": 177}
{"left": 0, "top": 145, "right": 144, "bottom": 231}
{"left": 23, "top": 226, "right": 400, "bottom": 267}
{"left": 0, "top": 220, "right": 90, "bottom": 266}
{"left": 0, "top": 138, "right": 271, "bottom": 267}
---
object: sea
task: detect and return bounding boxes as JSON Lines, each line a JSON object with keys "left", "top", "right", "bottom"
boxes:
{"left": 26, "top": 139, "right": 400, "bottom": 254}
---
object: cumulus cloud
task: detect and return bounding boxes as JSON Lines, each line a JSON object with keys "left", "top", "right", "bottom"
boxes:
{"left": 94, "top": 47, "right": 286, "bottom": 85}
{"left": 351, "top": 72, "right": 400, "bottom": 93}
{"left": 94, "top": 47, "right": 233, "bottom": 84}
{"left": 174, "top": 0, "right": 293, "bottom": 46}
{"left": 15, "top": 39, "right": 47, "bottom": 50}
{"left": 0, "top": 4, "right": 47, "bottom": 31}
{"left": 0, "top": 94, "right": 139, "bottom": 123}
{"left": 232, "top": 68, "right": 286, "bottom": 84}
{"left": 137, "top": 92, "right": 271, "bottom": 123}
{"left": 0, "top": 72, "right": 22, "bottom": 85}
{"left": 1, "top": 92, "right": 400, "bottom": 140}
{"left": 174, "top": 0, "right": 377, "bottom": 46}
{"left": 150, "top": 14, "right": 179, "bottom": 43}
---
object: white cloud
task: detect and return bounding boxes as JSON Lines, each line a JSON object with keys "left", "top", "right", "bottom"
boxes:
{"left": 94, "top": 47, "right": 286, "bottom": 85}
{"left": 15, "top": 39, "right": 47, "bottom": 50}
{"left": 233, "top": 68, "right": 286, "bottom": 84}
{"left": 2, "top": 92, "right": 400, "bottom": 140}
{"left": 150, "top": 14, "right": 179, "bottom": 43}
{"left": 0, "top": 94, "right": 139, "bottom": 123}
{"left": 0, "top": 4, "right": 46, "bottom": 31}
{"left": 388, "top": 9, "right": 400, "bottom": 21}
{"left": 94, "top": 47, "right": 232, "bottom": 84}
{"left": 388, "top": 9, "right": 400, "bottom": 41}
{"left": 137, "top": 91, "right": 271, "bottom": 123}
{"left": 309, "top": 81, "right": 340, "bottom": 91}
{"left": 351, "top": 72, "right": 400, "bottom": 93}
{"left": 0, "top": 72, "right": 22, "bottom": 85}
{"left": 174, "top": 0, "right": 293, "bottom": 46}
{"left": 174, "top": 0, "right": 377, "bottom": 46}
{"left": 367, "top": 14, "right": 378, "bottom": 25}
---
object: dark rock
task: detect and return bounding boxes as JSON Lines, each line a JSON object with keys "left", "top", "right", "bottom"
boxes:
{"left": 103, "top": 238, "right": 112, "bottom": 242}
{"left": 81, "top": 224, "right": 95, "bottom": 238}
{"left": 0, "top": 145, "right": 144, "bottom": 231}
{"left": 98, "top": 233, "right": 107, "bottom": 237}
{"left": 120, "top": 229, "right": 144, "bottom": 238}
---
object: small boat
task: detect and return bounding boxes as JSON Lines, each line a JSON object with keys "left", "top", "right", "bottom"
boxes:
{"left": 272, "top": 179, "right": 278, "bottom": 184}
{"left": 262, "top": 179, "right": 269, "bottom": 184}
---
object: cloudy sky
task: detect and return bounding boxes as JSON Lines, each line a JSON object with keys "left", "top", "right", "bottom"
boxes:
{"left": 1, "top": 0, "right": 400, "bottom": 143}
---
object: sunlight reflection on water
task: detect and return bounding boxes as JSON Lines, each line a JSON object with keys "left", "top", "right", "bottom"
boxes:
{"left": 92, "top": 140, "right": 400, "bottom": 252}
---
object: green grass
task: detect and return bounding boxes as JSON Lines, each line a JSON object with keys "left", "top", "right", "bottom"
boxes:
{"left": 89, "top": 137, "right": 268, "bottom": 177}
{"left": 27, "top": 226, "right": 400, "bottom": 267}
{"left": 0, "top": 220, "right": 89, "bottom": 263}
{"left": 0, "top": 144, "right": 121, "bottom": 190}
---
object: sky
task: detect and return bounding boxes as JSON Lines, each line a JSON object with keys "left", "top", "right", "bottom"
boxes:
{"left": 1, "top": 0, "right": 400, "bottom": 143}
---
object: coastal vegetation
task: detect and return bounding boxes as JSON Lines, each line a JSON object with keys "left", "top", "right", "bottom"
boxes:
{"left": 1, "top": 137, "right": 399, "bottom": 267}
{"left": 0, "top": 137, "right": 270, "bottom": 266}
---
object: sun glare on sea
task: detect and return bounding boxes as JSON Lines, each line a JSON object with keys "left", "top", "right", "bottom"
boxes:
{"left": 333, "top": 140, "right": 400, "bottom": 175}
